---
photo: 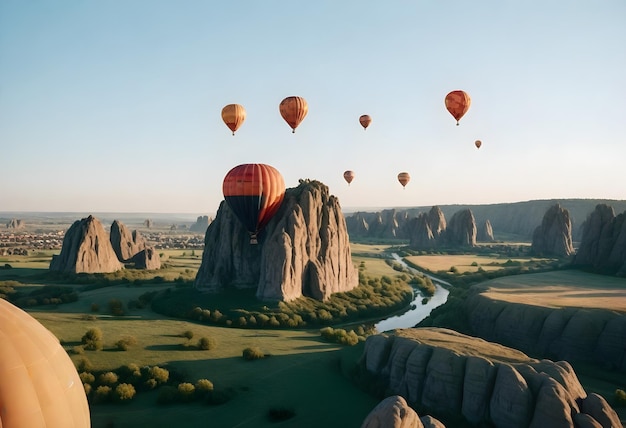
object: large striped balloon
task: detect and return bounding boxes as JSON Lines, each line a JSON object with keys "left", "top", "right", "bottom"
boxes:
{"left": 222, "top": 163, "right": 286, "bottom": 243}
{"left": 444, "top": 90, "right": 471, "bottom": 125}
{"left": 279, "top": 96, "right": 308, "bottom": 133}
{"left": 0, "top": 298, "right": 90, "bottom": 428}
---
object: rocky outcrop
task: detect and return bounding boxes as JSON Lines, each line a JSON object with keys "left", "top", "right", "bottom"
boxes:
{"left": 190, "top": 215, "right": 212, "bottom": 233}
{"left": 477, "top": 219, "right": 494, "bottom": 242}
{"left": 442, "top": 209, "right": 476, "bottom": 247}
{"left": 358, "top": 328, "right": 620, "bottom": 428}
{"left": 361, "top": 395, "right": 444, "bottom": 428}
{"left": 573, "top": 204, "right": 626, "bottom": 274}
{"left": 131, "top": 248, "right": 161, "bottom": 270}
{"left": 408, "top": 213, "right": 436, "bottom": 249}
{"left": 463, "top": 288, "right": 626, "bottom": 372}
{"left": 194, "top": 179, "right": 358, "bottom": 302}
{"left": 531, "top": 204, "right": 574, "bottom": 257}
{"left": 345, "top": 209, "right": 410, "bottom": 240}
{"left": 50, "top": 216, "right": 123, "bottom": 274}
{"left": 110, "top": 220, "right": 148, "bottom": 262}
{"left": 6, "top": 219, "right": 25, "bottom": 229}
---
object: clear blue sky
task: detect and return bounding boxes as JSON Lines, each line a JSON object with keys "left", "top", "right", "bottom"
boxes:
{"left": 2, "top": 1, "right": 625, "bottom": 214}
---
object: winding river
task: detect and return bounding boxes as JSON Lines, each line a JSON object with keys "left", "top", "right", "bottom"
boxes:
{"left": 374, "top": 254, "right": 450, "bottom": 332}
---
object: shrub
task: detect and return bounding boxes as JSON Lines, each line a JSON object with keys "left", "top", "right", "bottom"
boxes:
{"left": 615, "top": 389, "right": 626, "bottom": 406}
{"left": 177, "top": 383, "right": 196, "bottom": 402}
{"left": 81, "top": 327, "right": 103, "bottom": 351}
{"left": 242, "top": 346, "right": 265, "bottom": 361}
{"left": 195, "top": 379, "right": 214, "bottom": 395}
{"left": 182, "top": 330, "right": 194, "bottom": 340}
{"left": 114, "top": 383, "right": 136, "bottom": 402}
{"left": 148, "top": 366, "right": 169, "bottom": 384}
{"left": 79, "top": 372, "right": 95, "bottom": 384}
{"left": 98, "top": 372, "right": 119, "bottom": 386}
{"left": 72, "top": 345, "right": 85, "bottom": 354}
{"left": 76, "top": 357, "right": 93, "bottom": 372}
{"left": 198, "top": 337, "right": 216, "bottom": 350}
{"left": 83, "top": 383, "right": 92, "bottom": 396}
{"left": 115, "top": 336, "right": 137, "bottom": 351}
{"left": 108, "top": 298, "right": 125, "bottom": 316}
{"left": 94, "top": 385, "right": 112, "bottom": 404}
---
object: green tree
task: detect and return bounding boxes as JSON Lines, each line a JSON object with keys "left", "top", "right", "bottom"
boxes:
{"left": 114, "top": 383, "right": 136, "bottom": 402}
{"left": 81, "top": 327, "right": 103, "bottom": 351}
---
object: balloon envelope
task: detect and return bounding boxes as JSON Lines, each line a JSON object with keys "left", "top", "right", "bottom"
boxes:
{"left": 223, "top": 163, "right": 285, "bottom": 243}
{"left": 279, "top": 96, "right": 308, "bottom": 133}
{"left": 397, "top": 172, "right": 410, "bottom": 188}
{"left": 359, "top": 114, "right": 372, "bottom": 130}
{"left": 475, "top": 140, "right": 482, "bottom": 149}
{"left": 343, "top": 170, "right": 355, "bottom": 185}
{"left": 221, "top": 104, "right": 246, "bottom": 135}
{"left": 445, "top": 90, "right": 471, "bottom": 125}
{"left": 0, "top": 298, "right": 90, "bottom": 428}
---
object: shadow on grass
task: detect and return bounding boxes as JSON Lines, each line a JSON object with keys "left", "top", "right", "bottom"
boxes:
{"left": 144, "top": 344, "right": 200, "bottom": 352}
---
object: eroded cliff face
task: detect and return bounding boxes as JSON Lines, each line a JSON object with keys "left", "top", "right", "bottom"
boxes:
{"left": 531, "top": 203, "right": 575, "bottom": 257}
{"left": 574, "top": 204, "right": 626, "bottom": 274}
{"left": 358, "top": 328, "right": 621, "bottom": 428}
{"left": 463, "top": 287, "right": 626, "bottom": 373}
{"left": 49, "top": 215, "right": 123, "bottom": 274}
{"left": 194, "top": 180, "right": 358, "bottom": 301}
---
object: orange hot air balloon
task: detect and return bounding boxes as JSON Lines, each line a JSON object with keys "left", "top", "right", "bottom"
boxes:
{"left": 279, "top": 96, "right": 308, "bottom": 133}
{"left": 475, "top": 140, "right": 482, "bottom": 149}
{"left": 445, "top": 90, "right": 471, "bottom": 125}
{"left": 397, "top": 172, "right": 410, "bottom": 188}
{"left": 222, "top": 163, "right": 285, "bottom": 244}
{"left": 0, "top": 298, "right": 91, "bottom": 428}
{"left": 221, "top": 104, "right": 246, "bottom": 136}
{"left": 359, "top": 114, "right": 372, "bottom": 130}
{"left": 343, "top": 170, "right": 355, "bottom": 185}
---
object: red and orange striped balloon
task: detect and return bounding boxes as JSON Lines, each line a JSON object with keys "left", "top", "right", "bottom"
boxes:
{"left": 445, "top": 90, "right": 471, "bottom": 125}
{"left": 222, "top": 163, "right": 285, "bottom": 243}
{"left": 279, "top": 96, "right": 308, "bottom": 133}
{"left": 221, "top": 104, "right": 246, "bottom": 136}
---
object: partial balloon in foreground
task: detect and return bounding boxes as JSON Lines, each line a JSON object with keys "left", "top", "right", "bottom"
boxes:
{"left": 445, "top": 90, "right": 471, "bottom": 125}
{"left": 475, "top": 140, "right": 482, "bottom": 149}
{"left": 397, "top": 172, "right": 410, "bottom": 188}
{"left": 0, "top": 298, "right": 91, "bottom": 428}
{"left": 222, "top": 163, "right": 286, "bottom": 244}
{"left": 221, "top": 104, "right": 246, "bottom": 136}
{"left": 279, "top": 96, "right": 308, "bottom": 133}
{"left": 343, "top": 170, "right": 355, "bottom": 185}
{"left": 359, "top": 114, "right": 372, "bottom": 130}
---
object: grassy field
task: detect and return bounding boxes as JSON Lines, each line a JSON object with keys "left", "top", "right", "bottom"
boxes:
{"left": 405, "top": 254, "right": 554, "bottom": 274}
{"left": 478, "top": 270, "right": 626, "bottom": 312}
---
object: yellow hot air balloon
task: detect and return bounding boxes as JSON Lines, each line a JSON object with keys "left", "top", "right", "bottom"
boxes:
{"left": 343, "top": 170, "right": 355, "bottom": 185}
{"left": 475, "top": 140, "right": 482, "bottom": 149}
{"left": 279, "top": 96, "right": 308, "bottom": 133}
{"left": 397, "top": 172, "right": 410, "bottom": 188}
{"left": 221, "top": 104, "right": 246, "bottom": 136}
{"left": 359, "top": 114, "right": 372, "bottom": 130}
{"left": 0, "top": 298, "right": 91, "bottom": 427}
{"left": 445, "top": 90, "right": 471, "bottom": 125}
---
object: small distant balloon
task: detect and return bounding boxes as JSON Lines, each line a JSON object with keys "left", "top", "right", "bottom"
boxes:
{"left": 445, "top": 90, "right": 471, "bottom": 125}
{"left": 475, "top": 140, "right": 482, "bottom": 149}
{"left": 279, "top": 96, "right": 308, "bottom": 133}
{"left": 343, "top": 170, "right": 355, "bottom": 185}
{"left": 221, "top": 104, "right": 246, "bottom": 136}
{"left": 359, "top": 114, "right": 372, "bottom": 130}
{"left": 397, "top": 172, "right": 410, "bottom": 188}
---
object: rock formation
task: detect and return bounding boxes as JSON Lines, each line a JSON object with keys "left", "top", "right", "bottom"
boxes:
{"left": 361, "top": 395, "right": 445, "bottom": 428}
{"left": 110, "top": 220, "right": 148, "bottom": 262}
{"left": 573, "top": 204, "right": 626, "bottom": 274}
{"left": 463, "top": 287, "right": 626, "bottom": 372}
{"left": 50, "top": 216, "right": 123, "bottom": 274}
{"left": 194, "top": 179, "right": 358, "bottom": 302}
{"left": 358, "top": 328, "right": 621, "bottom": 428}
{"left": 144, "top": 219, "right": 153, "bottom": 228}
{"left": 130, "top": 248, "right": 161, "bottom": 270}
{"left": 531, "top": 203, "right": 574, "bottom": 257}
{"left": 477, "top": 219, "right": 494, "bottom": 242}
{"left": 442, "top": 208, "right": 476, "bottom": 247}
{"left": 408, "top": 213, "right": 437, "bottom": 249}
{"left": 6, "top": 219, "right": 25, "bottom": 229}
{"left": 190, "top": 215, "right": 212, "bottom": 233}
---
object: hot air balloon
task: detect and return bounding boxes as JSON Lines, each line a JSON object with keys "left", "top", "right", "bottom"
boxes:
{"left": 279, "top": 96, "right": 308, "bottom": 133}
{"left": 343, "top": 170, "right": 355, "bottom": 185}
{"left": 223, "top": 163, "right": 285, "bottom": 244}
{"left": 475, "top": 140, "right": 482, "bottom": 149}
{"left": 359, "top": 114, "right": 372, "bottom": 130}
{"left": 0, "top": 298, "right": 91, "bottom": 428}
{"left": 221, "top": 104, "right": 246, "bottom": 136}
{"left": 445, "top": 90, "right": 471, "bottom": 125}
{"left": 397, "top": 172, "right": 410, "bottom": 188}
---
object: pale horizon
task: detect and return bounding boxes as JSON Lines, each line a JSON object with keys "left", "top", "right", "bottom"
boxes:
{"left": 2, "top": 1, "right": 625, "bottom": 213}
